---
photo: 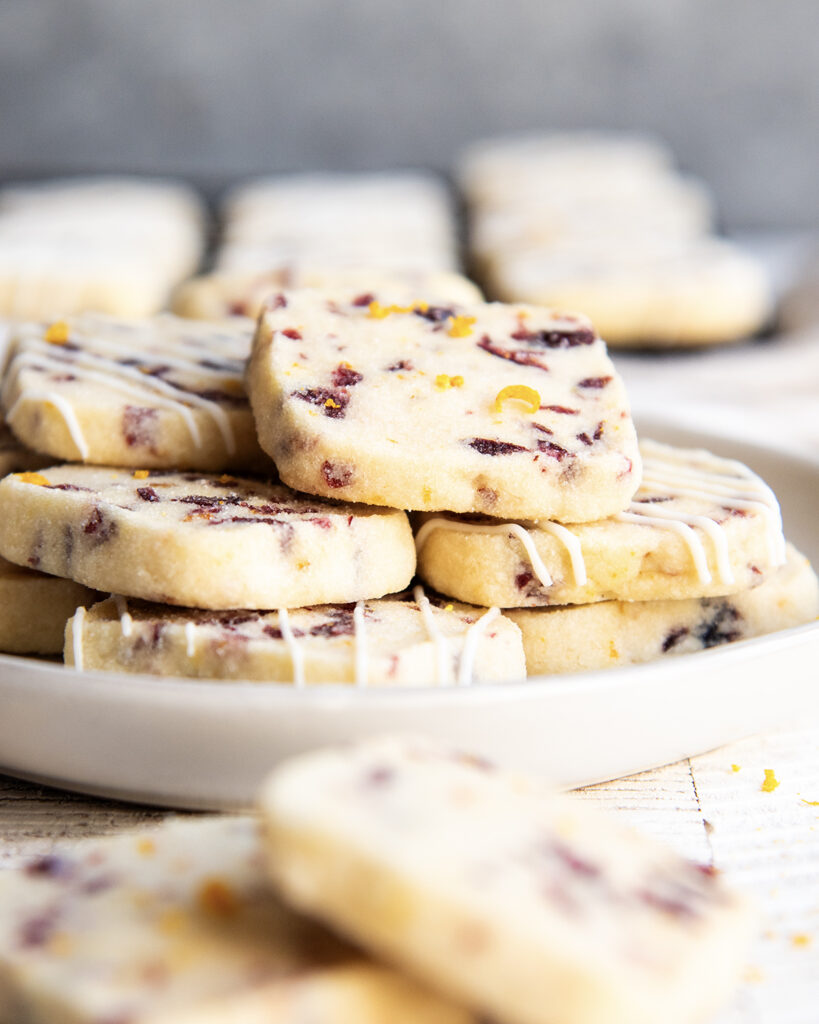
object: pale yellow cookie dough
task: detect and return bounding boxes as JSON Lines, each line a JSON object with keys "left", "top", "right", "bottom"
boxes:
{"left": 66, "top": 593, "right": 525, "bottom": 686}
{"left": 508, "top": 542, "right": 817, "bottom": 675}
{"left": 416, "top": 439, "right": 786, "bottom": 607}
{"left": 247, "top": 291, "right": 640, "bottom": 521}
{"left": 2, "top": 313, "right": 265, "bottom": 472}
{"left": 260, "top": 737, "right": 755, "bottom": 1024}
{"left": 0, "top": 467, "right": 415, "bottom": 610}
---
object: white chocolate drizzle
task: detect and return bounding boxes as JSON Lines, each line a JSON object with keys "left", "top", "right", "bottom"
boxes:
{"left": 353, "top": 601, "right": 368, "bottom": 687}
{"left": 113, "top": 594, "right": 133, "bottom": 637}
{"left": 71, "top": 606, "right": 86, "bottom": 671}
{"left": 615, "top": 510, "right": 712, "bottom": 583}
{"left": 415, "top": 518, "right": 554, "bottom": 588}
{"left": 184, "top": 622, "right": 196, "bottom": 658}
{"left": 413, "top": 584, "right": 450, "bottom": 685}
{"left": 458, "top": 607, "right": 500, "bottom": 686}
{"left": 277, "top": 608, "right": 304, "bottom": 688}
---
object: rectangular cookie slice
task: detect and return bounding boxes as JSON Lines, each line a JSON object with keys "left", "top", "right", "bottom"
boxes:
{"left": 247, "top": 291, "right": 640, "bottom": 521}
{"left": 260, "top": 737, "right": 755, "bottom": 1024}
{"left": 0, "top": 816, "right": 472, "bottom": 1024}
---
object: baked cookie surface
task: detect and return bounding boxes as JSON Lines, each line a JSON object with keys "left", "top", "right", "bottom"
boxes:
{"left": 2, "top": 313, "right": 264, "bottom": 471}
{"left": 66, "top": 590, "right": 524, "bottom": 686}
{"left": 415, "top": 439, "right": 786, "bottom": 607}
{"left": 247, "top": 292, "right": 640, "bottom": 521}
{"left": 260, "top": 737, "right": 754, "bottom": 1024}
{"left": 508, "top": 542, "right": 817, "bottom": 675}
{"left": 0, "top": 816, "right": 470, "bottom": 1024}
{"left": 0, "top": 467, "right": 415, "bottom": 610}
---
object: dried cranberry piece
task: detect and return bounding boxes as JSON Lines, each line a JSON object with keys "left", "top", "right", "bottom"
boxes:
{"left": 123, "top": 406, "right": 159, "bottom": 449}
{"left": 386, "top": 359, "right": 414, "bottom": 372}
{"left": 577, "top": 376, "right": 612, "bottom": 389}
{"left": 510, "top": 327, "right": 595, "bottom": 347}
{"left": 282, "top": 328, "right": 302, "bottom": 340}
{"left": 136, "top": 486, "right": 160, "bottom": 502}
{"left": 696, "top": 604, "right": 742, "bottom": 648}
{"left": 536, "top": 439, "right": 571, "bottom": 461}
{"left": 351, "top": 292, "right": 375, "bottom": 307}
{"left": 541, "top": 405, "right": 579, "bottom": 415}
{"left": 415, "top": 305, "right": 455, "bottom": 323}
{"left": 331, "top": 364, "right": 363, "bottom": 387}
{"left": 293, "top": 387, "right": 349, "bottom": 418}
{"left": 468, "top": 438, "right": 529, "bottom": 456}
{"left": 321, "top": 461, "right": 354, "bottom": 488}
{"left": 83, "top": 507, "right": 117, "bottom": 543}
{"left": 662, "top": 626, "right": 689, "bottom": 652}
{"left": 477, "top": 336, "right": 550, "bottom": 372}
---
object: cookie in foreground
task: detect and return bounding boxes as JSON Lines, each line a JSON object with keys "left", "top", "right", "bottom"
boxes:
{"left": 0, "top": 817, "right": 471, "bottom": 1024}
{"left": 416, "top": 438, "right": 786, "bottom": 607}
{"left": 247, "top": 291, "right": 640, "bottom": 521}
{"left": 65, "top": 591, "right": 525, "bottom": 686}
{"left": 0, "top": 467, "right": 415, "bottom": 610}
{"left": 260, "top": 736, "right": 755, "bottom": 1024}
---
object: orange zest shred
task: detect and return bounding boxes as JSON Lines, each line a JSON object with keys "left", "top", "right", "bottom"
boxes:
{"left": 197, "top": 877, "right": 240, "bottom": 917}
{"left": 324, "top": 398, "right": 341, "bottom": 409}
{"left": 133, "top": 469, "right": 150, "bottom": 480}
{"left": 493, "top": 385, "right": 541, "bottom": 415}
{"left": 435, "top": 374, "right": 464, "bottom": 390}
{"left": 219, "top": 474, "right": 237, "bottom": 485}
{"left": 367, "top": 301, "right": 427, "bottom": 320}
{"left": 44, "top": 321, "right": 70, "bottom": 345}
{"left": 447, "top": 315, "right": 476, "bottom": 338}
{"left": 792, "top": 933, "right": 812, "bottom": 947}
{"left": 136, "top": 837, "right": 156, "bottom": 856}
{"left": 801, "top": 798, "right": 819, "bottom": 806}
{"left": 761, "top": 768, "right": 780, "bottom": 793}
{"left": 731, "top": 763, "right": 741, "bottom": 773}
{"left": 16, "top": 472, "right": 51, "bottom": 486}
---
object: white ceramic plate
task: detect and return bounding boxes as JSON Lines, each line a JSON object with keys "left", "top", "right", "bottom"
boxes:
{"left": 0, "top": 420, "right": 817, "bottom": 809}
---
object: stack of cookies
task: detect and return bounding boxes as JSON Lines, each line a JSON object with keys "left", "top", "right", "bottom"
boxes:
{"left": 0, "top": 177, "right": 205, "bottom": 320}
{"left": 0, "top": 736, "right": 757, "bottom": 1024}
{"left": 0, "top": 290, "right": 813, "bottom": 680}
{"left": 459, "top": 132, "right": 773, "bottom": 347}
{"left": 173, "top": 171, "right": 481, "bottom": 322}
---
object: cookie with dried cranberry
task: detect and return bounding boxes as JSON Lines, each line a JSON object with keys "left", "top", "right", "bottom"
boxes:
{"left": 0, "top": 555, "right": 99, "bottom": 655}
{"left": 415, "top": 439, "right": 787, "bottom": 607}
{"left": 0, "top": 467, "right": 415, "bottom": 610}
{"left": 260, "top": 737, "right": 754, "bottom": 1024}
{"left": 66, "top": 592, "right": 524, "bottom": 686}
{"left": 172, "top": 270, "right": 482, "bottom": 322}
{"left": 246, "top": 292, "right": 640, "bottom": 521}
{"left": 508, "top": 543, "right": 817, "bottom": 675}
{"left": 1, "top": 313, "right": 265, "bottom": 472}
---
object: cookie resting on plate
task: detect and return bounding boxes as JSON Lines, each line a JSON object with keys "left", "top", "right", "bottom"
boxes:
{"left": 246, "top": 291, "right": 640, "bottom": 521}
{"left": 415, "top": 439, "right": 787, "bottom": 607}
{"left": 0, "top": 817, "right": 470, "bottom": 1024}
{"left": 65, "top": 590, "right": 525, "bottom": 686}
{"left": 260, "top": 737, "right": 755, "bottom": 1024}
{"left": 1, "top": 313, "right": 265, "bottom": 472}
{"left": 0, "top": 467, "right": 415, "bottom": 610}
{"left": 507, "top": 542, "right": 817, "bottom": 675}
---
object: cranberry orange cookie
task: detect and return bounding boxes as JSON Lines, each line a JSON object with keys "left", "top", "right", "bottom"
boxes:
{"left": 416, "top": 439, "right": 786, "bottom": 607}
{"left": 261, "top": 737, "right": 754, "bottom": 1024}
{"left": 509, "top": 543, "right": 817, "bottom": 675}
{"left": 0, "top": 468, "right": 415, "bottom": 609}
{"left": 172, "top": 269, "right": 482, "bottom": 322}
{"left": 0, "top": 556, "right": 98, "bottom": 655}
{"left": 66, "top": 590, "right": 524, "bottom": 685}
{"left": 0, "top": 817, "right": 471, "bottom": 1024}
{"left": 2, "top": 314, "right": 265, "bottom": 472}
{"left": 247, "top": 292, "right": 640, "bottom": 520}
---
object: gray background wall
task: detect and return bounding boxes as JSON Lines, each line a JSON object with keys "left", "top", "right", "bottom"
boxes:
{"left": 1, "top": 0, "right": 818, "bottom": 229}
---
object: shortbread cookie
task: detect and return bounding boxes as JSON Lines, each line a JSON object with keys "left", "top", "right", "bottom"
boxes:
{"left": 247, "top": 292, "right": 640, "bottom": 521}
{"left": 509, "top": 543, "right": 817, "bottom": 675}
{"left": 65, "top": 591, "right": 525, "bottom": 686}
{"left": 0, "top": 556, "right": 98, "bottom": 655}
{"left": 172, "top": 270, "right": 482, "bottom": 321}
{"left": 0, "top": 467, "right": 415, "bottom": 609}
{"left": 487, "top": 237, "right": 772, "bottom": 347}
{"left": 1, "top": 314, "right": 265, "bottom": 471}
{"left": 415, "top": 438, "right": 786, "bottom": 607}
{"left": 0, "top": 817, "right": 471, "bottom": 1024}
{"left": 261, "top": 737, "right": 755, "bottom": 1024}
